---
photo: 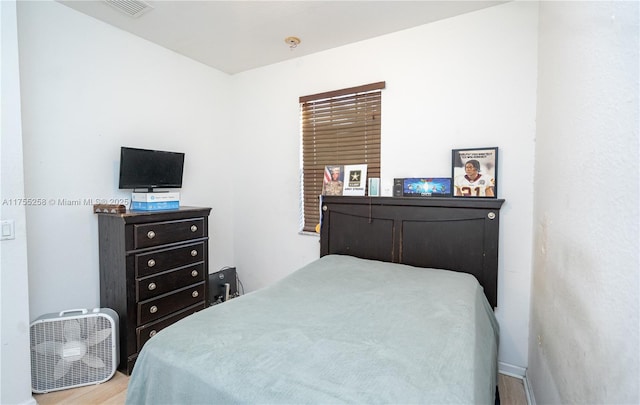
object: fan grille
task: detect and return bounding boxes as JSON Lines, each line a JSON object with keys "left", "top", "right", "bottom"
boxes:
{"left": 30, "top": 312, "right": 117, "bottom": 393}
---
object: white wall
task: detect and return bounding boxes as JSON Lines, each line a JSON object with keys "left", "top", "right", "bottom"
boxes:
{"left": 17, "top": 0, "right": 236, "bottom": 320}
{"left": 530, "top": 1, "right": 639, "bottom": 403}
{"left": 11, "top": 0, "right": 640, "bottom": 401}
{"left": 14, "top": 0, "right": 539, "bottom": 387}
{"left": 232, "top": 1, "right": 538, "bottom": 369}
{"left": 1, "top": 1, "right": 37, "bottom": 403}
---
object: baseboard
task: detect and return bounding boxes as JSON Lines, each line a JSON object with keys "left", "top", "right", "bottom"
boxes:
{"left": 524, "top": 368, "right": 536, "bottom": 405}
{"left": 498, "top": 361, "right": 526, "bottom": 378}
{"left": 498, "top": 362, "right": 533, "bottom": 405}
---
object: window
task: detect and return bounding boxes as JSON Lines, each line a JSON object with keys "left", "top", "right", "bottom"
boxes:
{"left": 300, "top": 81, "right": 385, "bottom": 233}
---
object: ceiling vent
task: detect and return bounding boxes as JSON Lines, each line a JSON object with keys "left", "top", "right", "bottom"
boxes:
{"left": 104, "top": 0, "right": 153, "bottom": 18}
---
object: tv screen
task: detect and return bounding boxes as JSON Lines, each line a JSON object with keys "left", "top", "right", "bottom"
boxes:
{"left": 118, "top": 147, "right": 185, "bottom": 191}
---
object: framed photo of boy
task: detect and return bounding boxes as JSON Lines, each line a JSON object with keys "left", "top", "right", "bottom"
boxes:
{"left": 451, "top": 147, "right": 498, "bottom": 198}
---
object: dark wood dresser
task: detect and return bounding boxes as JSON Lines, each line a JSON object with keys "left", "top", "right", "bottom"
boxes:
{"left": 97, "top": 206, "right": 212, "bottom": 374}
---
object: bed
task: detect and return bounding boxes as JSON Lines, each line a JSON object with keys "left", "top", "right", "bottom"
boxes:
{"left": 125, "top": 196, "right": 505, "bottom": 404}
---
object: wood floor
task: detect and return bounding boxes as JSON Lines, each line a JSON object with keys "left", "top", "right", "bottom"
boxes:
{"left": 498, "top": 374, "right": 529, "bottom": 405}
{"left": 33, "top": 372, "right": 528, "bottom": 404}
{"left": 33, "top": 372, "right": 129, "bottom": 405}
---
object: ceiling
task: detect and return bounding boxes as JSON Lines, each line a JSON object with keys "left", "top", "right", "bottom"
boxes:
{"left": 58, "top": 0, "right": 506, "bottom": 75}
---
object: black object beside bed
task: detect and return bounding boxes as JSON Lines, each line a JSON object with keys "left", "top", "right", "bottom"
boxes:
{"left": 320, "top": 196, "right": 504, "bottom": 308}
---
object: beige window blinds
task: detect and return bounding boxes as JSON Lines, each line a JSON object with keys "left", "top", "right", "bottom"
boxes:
{"left": 300, "top": 81, "right": 385, "bottom": 233}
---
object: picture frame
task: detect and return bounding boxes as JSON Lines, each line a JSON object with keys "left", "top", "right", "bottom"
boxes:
{"left": 342, "top": 164, "right": 368, "bottom": 196}
{"left": 322, "top": 165, "right": 344, "bottom": 196}
{"left": 451, "top": 147, "right": 498, "bottom": 198}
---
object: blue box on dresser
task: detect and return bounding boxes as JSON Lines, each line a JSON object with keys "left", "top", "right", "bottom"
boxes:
{"left": 131, "top": 192, "right": 180, "bottom": 211}
{"left": 131, "top": 200, "right": 179, "bottom": 211}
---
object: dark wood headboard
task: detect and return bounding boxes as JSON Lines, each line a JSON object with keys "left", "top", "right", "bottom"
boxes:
{"left": 320, "top": 196, "right": 505, "bottom": 308}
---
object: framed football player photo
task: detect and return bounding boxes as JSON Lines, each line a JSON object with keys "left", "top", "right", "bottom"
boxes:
{"left": 451, "top": 147, "right": 498, "bottom": 198}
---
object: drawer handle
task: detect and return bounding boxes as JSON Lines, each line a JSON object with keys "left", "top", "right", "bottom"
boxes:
{"left": 191, "top": 249, "right": 198, "bottom": 257}
{"left": 150, "top": 305, "right": 158, "bottom": 314}
{"left": 147, "top": 259, "right": 156, "bottom": 268}
{"left": 190, "top": 225, "right": 198, "bottom": 232}
{"left": 192, "top": 291, "right": 199, "bottom": 298}
{"left": 147, "top": 230, "right": 156, "bottom": 239}
{"left": 148, "top": 282, "right": 156, "bottom": 291}
{"left": 149, "top": 330, "right": 157, "bottom": 338}
{"left": 191, "top": 270, "right": 199, "bottom": 277}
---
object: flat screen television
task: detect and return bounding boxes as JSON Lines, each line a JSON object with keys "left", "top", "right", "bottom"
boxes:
{"left": 118, "top": 147, "right": 185, "bottom": 192}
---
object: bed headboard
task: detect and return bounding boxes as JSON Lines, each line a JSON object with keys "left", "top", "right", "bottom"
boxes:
{"left": 320, "top": 196, "right": 505, "bottom": 308}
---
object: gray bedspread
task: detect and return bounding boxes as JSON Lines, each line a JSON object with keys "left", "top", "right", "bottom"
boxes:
{"left": 126, "top": 255, "right": 499, "bottom": 404}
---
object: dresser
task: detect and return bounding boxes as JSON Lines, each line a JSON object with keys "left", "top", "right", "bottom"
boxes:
{"left": 97, "top": 206, "right": 212, "bottom": 374}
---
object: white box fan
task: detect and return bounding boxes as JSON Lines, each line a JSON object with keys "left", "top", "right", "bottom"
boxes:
{"left": 30, "top": 308, "right": 119, "bottom": 393}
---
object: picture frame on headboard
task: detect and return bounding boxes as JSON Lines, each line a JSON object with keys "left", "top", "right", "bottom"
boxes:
{"left": 322, "top": 165, "right": 344, "bottom": 196}
{"left": 452, "top": 147, "right": 498, "bottom": 198}
{"left": 342, "top": 164, "right": 367, "bottom": 196}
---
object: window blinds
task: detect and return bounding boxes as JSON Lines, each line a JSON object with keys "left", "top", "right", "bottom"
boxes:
{"left": 300, "top": 81, "right": 384, "bottom": 232}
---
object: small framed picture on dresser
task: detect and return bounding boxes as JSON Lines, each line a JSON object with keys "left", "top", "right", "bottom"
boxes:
{"left": 451, "top": 147, "right": 498, "bottom": 198}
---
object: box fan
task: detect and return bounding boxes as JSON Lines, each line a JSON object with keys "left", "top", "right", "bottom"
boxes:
{"left": 30, "top": 308, "right": 119, "bottom": 393}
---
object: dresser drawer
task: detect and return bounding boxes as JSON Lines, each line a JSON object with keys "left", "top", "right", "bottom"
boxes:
{"left": 137, "top": 282, "right": 205, "bottom": 325}
{"left": 136, "top": 264, "right": 205, "bottom": 301}
{"left": 133, "top": 218, "right": 205, "bottom": 249}
{"left": 135, "top": 242, "right": 205, "bottom": 278}
{"left": 136, "top": 303, "right": 204, "bottom": 351}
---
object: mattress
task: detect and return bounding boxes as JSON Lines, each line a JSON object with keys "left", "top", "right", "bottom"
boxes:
{"left": 125, "top": 254, "right": 499, "bottom": 404}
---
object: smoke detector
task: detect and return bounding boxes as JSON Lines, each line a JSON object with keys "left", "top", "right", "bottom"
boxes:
{"left": 285, "top": 36, "right": 301, "bottom": 49}
{"left": 104, "top": 0, "right": 153, "bottom": 18}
